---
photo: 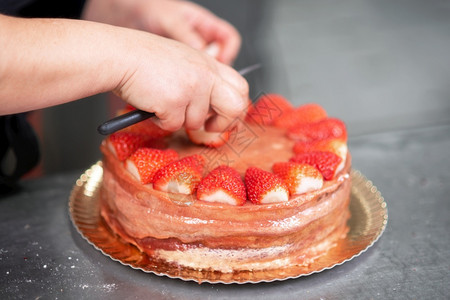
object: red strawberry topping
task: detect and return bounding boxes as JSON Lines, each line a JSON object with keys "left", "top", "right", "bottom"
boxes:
{"left": 290, "top": 151, "right": 342, "bottom": 181}
{"left": 246, "top": 93, "right": 294, "bottom": 126}
{"left": 287, "top": 118, "right": 347, "bottom": 142}
{"left": 117, "top": 106, "right": 172, "bottom": 139}
{"left": 107, "top": 132, "right": 150, "bottom": 161}
{"left": 127, "top": 118, "right": 172, "bottom": 139}
{"left": 272, "top": 162, "right": 323, "bottom": 195}
{"left": 124, "top": 104, "right": 137, "bottom": 111}
{"left": 153, "top": 154, "right": 205, "bottom": 194}
{"left": 125, "top": 148, "right": 178, "bottom": 184}
{"left": 186, "top": 127, "right": 231, "bottom": 148}
{"left": 197, "top": 165, "right": 246, "bottom": 205}
{"left": 273, "top": 103, "right": 327, "bottom": 129}
{"left": 244, "top": 167, "right": 289, "bottom": 204}
{"left": 293, "top": 138, "right": 348, "bottom": 161}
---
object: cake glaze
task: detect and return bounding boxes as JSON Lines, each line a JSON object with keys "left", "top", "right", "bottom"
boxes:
{"left": 99, "top": 123, "right": 351, "bottom": 273}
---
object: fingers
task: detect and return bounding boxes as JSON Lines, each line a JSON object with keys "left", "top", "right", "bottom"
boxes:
{"left": 150, "top": 66, "right": 248, "bottom": 133}
{"left": 213, "top": 22, "right": 241, "bottom": 65}
{"left": 205, "top": 73, "right": 249, "bottom": 133}
{"left": 141, "top": 0, "right": 241, "bottom": 65}
{"left": 165, "top": 60, "right": 248, "bottom": 132}
{"left": 150, "top": 99, "right": 210, "bottom": 132}
{"left": 194, "top": 16, "right": 241, "bottom": 65}
{"left": 118, "top": 32, "right": 247, "bottom": 133}
{"left": 151, "top": 104, "right": 186, "bottom": 132}
{"left": 203, "top": 30, "right": 240, "bottom": 65}
{"left": 184, "top": 94, "right": 210, "bottom": 130}
{"left": 215, "top": 62, "right": 249, "bottom": 100}
{"left": 167, "top": 18, "right": 240, "bottom": 65}
{"left": 204, "top": 42, "right": 220, "bottom": 58}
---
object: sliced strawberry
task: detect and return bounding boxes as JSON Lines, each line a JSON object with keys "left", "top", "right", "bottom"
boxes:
{"left": 117, "top": 106, "right": 172, "bottom": 139}
{"left": 153, "top": 154, "right": 205, "bottom": 194}
{"left": 126, "top": 118, "right": 172, "bottom": 139}
{"left": 272, "top": 162, "right": 323, "bottom": 195}
{"left": 290, "top": 151, "right": 342, "bottom": 181}
{"left": 124, "top": 104, "right": 137, "bottom": 111}
{"left": 116, "top": 106, "right": 135, "bottom": 116}
{"left": 186, "top": 127, "right": 231, "bottom": 148}
{"left": 272, "top": 103, "right": 328, "bottom": 129}
{"left": 244, "top": 167, "right": 289, "bottom": 204}
{"left": 125, "top": 148, "right": 178, "bottom": 184}
{"left": 293, "top": 138, "right": 348, "bottom": 161}
{"left": 197, "top": 165, "right": 246, "bottom": 205}
{"left": 287, "top": 118, "right": 347, "bottom": 142}
{"left": 106, "top": 132, "right": 150, "bottom": 161}
{"left": 246, "top": 93, "right": 294, "bottom": 126}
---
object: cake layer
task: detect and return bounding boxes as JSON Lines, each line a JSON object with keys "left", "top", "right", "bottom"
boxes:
{"left": 101, "top": 140, "right": 351, "bottom": 242}
{"left": 100, "top": 178, "right": 350, "bottom": 272}
{"left": 99, "top": 122, "right": 352, "bottom": 273}
{"left": 100, "top": 146, "right": 351, "bottom": 271}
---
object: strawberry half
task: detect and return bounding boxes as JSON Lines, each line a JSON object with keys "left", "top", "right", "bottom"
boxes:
{"left": 117, "top": 106, "right": 172, "bottom": 139}
{"left": 106, "top": 132, "right": 150, "bottom": 161}
{"left": 125, "top": 148, "right": 178, "bottom": 184}
{"left": 293, "top": 138, "right": 348, "bottom": 161}
{"left": 186, "top": 127, "right": 231, "bottom": 148}
{"left": 127, "top": 118, "right": 172, "bottom": 139}
{"left": 246, "top": 93, "right": 294, "bottom": 126}
{"left": 273, "top": 103, "right": 328, "bottom": 129}
{"left": 153, "top": 154, "right": 205, "bottom": 194}
{"left": 272, "top": 162, "right": 323, "bottom": 195}
{"left": 244, "top": 167, "right": 289, "bottom": 204}
{"left": 287, "top": 118, "right": 347, "bottom": 142}
{"left": 290, "top": 151, "right": 342, "bottom": 181}
{"left": 197, "top": 165, "right": 246, "bottom": 205}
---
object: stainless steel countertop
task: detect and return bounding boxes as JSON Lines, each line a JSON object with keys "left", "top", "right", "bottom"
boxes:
{"left": 1, "top": 124, "right": 449, "bottom": 299}
{"left": 2, "top": 0, "right": 450, "bottom": 298}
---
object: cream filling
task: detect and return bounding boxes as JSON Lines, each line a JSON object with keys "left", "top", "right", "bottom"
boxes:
{"left": 156, "top": 244, "right": 291, "bottom": 273}
{"left": 155, "top": 236, "right": 337, "bottom": 273}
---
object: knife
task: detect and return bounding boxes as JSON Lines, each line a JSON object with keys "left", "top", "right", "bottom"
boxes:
{"left": 97, "top": 64, "right": 261, "bottom": 135}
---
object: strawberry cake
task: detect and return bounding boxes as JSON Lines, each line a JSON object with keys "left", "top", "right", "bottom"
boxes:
{"left": 99, "top": 94, "right": 351, "bottom": 278}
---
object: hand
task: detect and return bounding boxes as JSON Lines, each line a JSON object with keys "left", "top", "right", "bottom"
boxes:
{"left": 114, "top": 30, "right": 248, "bottom": 132}
{"left": 83, "top": 0, "right": 241, "bottom": 65}
{"left": 0, "top": 15, "right": 248, "bottom": 132}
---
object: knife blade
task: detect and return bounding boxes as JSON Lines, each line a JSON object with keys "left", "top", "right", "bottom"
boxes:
{"left": 97, "top": 64, "right": 261, "bottom": 135}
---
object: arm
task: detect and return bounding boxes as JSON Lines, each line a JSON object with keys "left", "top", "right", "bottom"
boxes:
{"left": 82, "top": 0, "right": 241, "bottom": 65}
{"left": 0, "top": 14, "right": 248, "bottom": 131}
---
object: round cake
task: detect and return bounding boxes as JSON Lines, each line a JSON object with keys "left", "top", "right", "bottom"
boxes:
{"left": 99, "top": 94, "right": 352, "bottom": 278}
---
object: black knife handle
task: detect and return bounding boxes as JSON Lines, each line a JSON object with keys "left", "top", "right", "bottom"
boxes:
{"left": 97, "top": 110, "right": 155, "bottom": 135}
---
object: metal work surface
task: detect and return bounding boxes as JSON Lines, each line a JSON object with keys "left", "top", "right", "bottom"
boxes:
{"left": 1, "top": 0, "right": 450, "bottom": 298}
{"left": 1, "top": 124, "right": 449, "bottom": 299}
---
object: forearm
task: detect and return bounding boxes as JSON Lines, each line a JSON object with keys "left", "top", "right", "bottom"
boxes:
{"left": 0, "top": 14, "right": 248, "bottom": 132}
{"left": 0, "top": 14, "right": 131, "bottom": 114}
